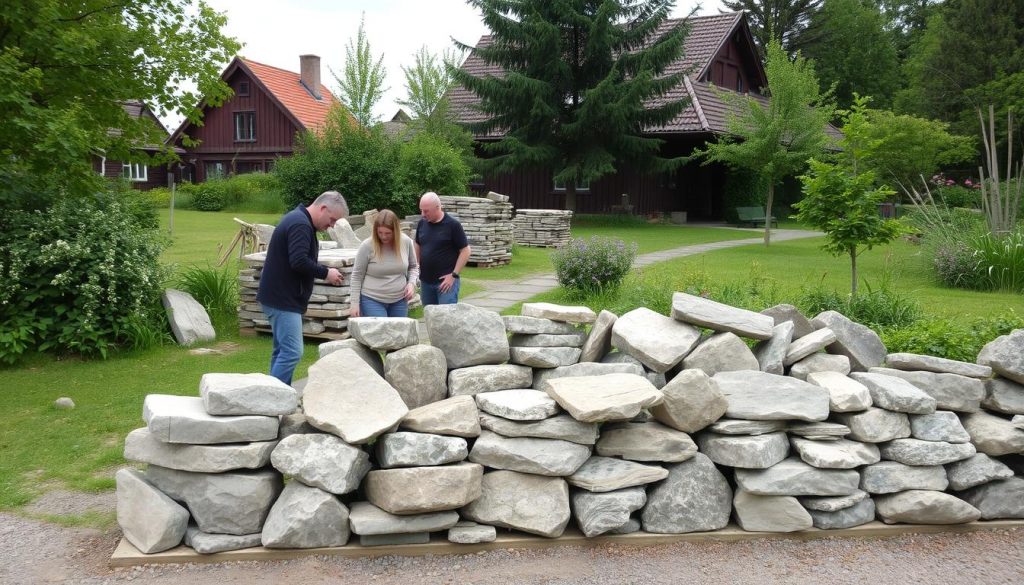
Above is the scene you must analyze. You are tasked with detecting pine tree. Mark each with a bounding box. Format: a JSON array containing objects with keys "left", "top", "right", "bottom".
[
  {"left": 721, "top": 0, "right": 823, "bottom": 54},
  {"left": 452, "top": 0, "right": 691, "bottom": 210}
]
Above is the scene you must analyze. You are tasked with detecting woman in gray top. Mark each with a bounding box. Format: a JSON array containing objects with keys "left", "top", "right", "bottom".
[{"left": 349, "top": 209, "right": 420, "bottom": 317}]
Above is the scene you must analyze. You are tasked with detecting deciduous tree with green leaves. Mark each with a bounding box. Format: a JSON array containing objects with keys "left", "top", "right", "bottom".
[
  {"left": 0, "top": 0, "right": 239, "bottom": 204},
  {"left": 451, "top": 0, "right": 692, "bottom": 211},
  {"left": 398, "top": 46, "right": 474, "bottom": 162},
  {"left": 721, "top": 0, "right": 823, "bottom": 53},
  {"left": 692, "top": 40, "right": 835, "bottom": 245},
  {"left": 332, "top": 14, "right": 387, "bottom": 127}
]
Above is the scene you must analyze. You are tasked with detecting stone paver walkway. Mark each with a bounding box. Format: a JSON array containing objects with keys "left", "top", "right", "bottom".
[{"left": 461, "top": 228, "right": 822, "bottom": 312}]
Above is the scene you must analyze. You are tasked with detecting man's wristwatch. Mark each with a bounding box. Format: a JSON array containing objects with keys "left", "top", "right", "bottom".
[{"left": 452, "top": 272, "right": 460, "bottom": 279}]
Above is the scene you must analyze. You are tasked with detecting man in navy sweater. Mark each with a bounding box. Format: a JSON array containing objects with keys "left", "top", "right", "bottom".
[
  {"left": 415, "top": 192, "right": 470, "bottom": 305},
  {"left": 257, "top": 191, "right": 348, "bottom": 384}
]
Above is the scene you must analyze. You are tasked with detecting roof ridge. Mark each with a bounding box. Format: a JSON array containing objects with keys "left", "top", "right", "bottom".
[{"left": 684, "top": 75, "right": 710, "bottom": 131}]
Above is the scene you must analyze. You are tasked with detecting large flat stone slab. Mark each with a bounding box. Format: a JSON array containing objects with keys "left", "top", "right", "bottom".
[
  {"left": 733, "top": 489, "right": 813, "bottom": 533},
  {"left": 567, "top": 456, "right": 669, "bottom": 492},
  {"left": 681, "top": 332, "right": 760, "bottom": 376},
  {"left": 834, "top": 408, "right": 910, "bottom": 443},
  {"left": 811, "top": 310, "right": 887, "bottom": 371},
  {"left": 753, "top": 321, "right": 794, "bottom": 375},
  {"left": 805, "top": 372, "right": 872, "bottom": 412},
  {"left": 860, "top": 461, "right": 948, "bottom": 494},
  {"left": 270, "top": 433, "right": 370, "bottom": 494},
  {"left": 479, "top": 413, "right": 598, "bottom": 445},
  {"left": 162, "top": 288, "right": 215, "bottom": 346},
  {"left": 595, "top": 422, "right": 697, "bottom": 463},
  {"left": 509, "top": 346, "right": 581, "bottom": 368},
  {"left": 977, "top": 329, "right": 1024, "bottom": 384},
  {"left": 533, "top": 362, "right": 644, "bottom": 392},
  {"left": 983, "top": 377, "right": 1024, "bottom": 415},
  {"left": 424, "top": 303, "right": 510, "bottom": 368},
  {"left": 475, "top": 389, "right": 559, "bottom": 421},
  {"left": 521, "top": 302, "right": 596, "bottom": 324},
  {"left": 712, "top": 370, "right": 829, "bottom": 422},
  {"left": 874, "top": 490, "right": 980, "bottom": 524},
  {"left": 868, "top": 367, "right": 984, "bottom": 413},
  {"left": 611, "top": 307, "right": 701, "bottom": 373},
  {"left": 579, "top": 310, "right": 616, "bottom": 362},
  {"left": 461, "top": 470, "right": 571, "bottom": 538},
  {"left": 145, "top": 466, "right": 281, "bottom": 536},
  {"left": 124, "top": 427, "right": 276, "bottom": 473},
  {"left": 789, "top": 353, "right": 851, "bottom": 381},
  {"left": 302, "top": 348, "right": 408, "bottom": 444},
  {"left": 807, "top": 498, "right": 875, "bottom": 530},
  {"left": 696, "top": 431, "right": 789, "bottom": 469},
  {"left": 945, "top": 453, "right": 1015, "bottom": 491},
  {"left": 848, "top": 372, "right": 936, "bottom": 414},
  {"left": 790, "top": 437, "right": 880, "bottom": 469},
  {"left": 143, "top": 394, "right": 279, "bottom": 444},
  {"left": 649, "top": 369, "right": 727, "bottom": 433},
  {"left": 184, "top": 526, "right": 261, "bottom": 554},
  {"left": 502, "top": 315, "right": 580, "bottom": 335},
  {"left": 960, "top": 411, "right": 1024, "bottom": 456},
  {"left": 347, "top": 501, "right": 459, "bottom": 535},
  {"left": 348, "top": 317, "right": 419, "bottom": 351},
  {"left": 468, "top": 430, "right": 591, "bottom": 476},
  {"left": 957, "top": 477, "right": 1024, "bottom": 520},
  {"left": 447, "top": 364, "right": 533, "bottom": 397},
  {"left": 670, "top": 292, "right": 774, "bottom": 340},
  {"left": 383, "top": 344, "right": 448, "bottom": 409},
  {"left": 783, "top": 328, "right": 837, "bottom": 366},
  {"left": 318, "top": 339, "right": 383, "bottom": 376},
  {"left": 640, "top": 453, "right": 733, "bottom": 534},
  {"left": 116, "top": 469, "right": 188, "bottom": 554},
  {"left": 375, "top": 432, "right": 468, "bottom": 468},
  {"left": 364, "top": 462, "right": 483, "bottom": 514},
  {"left": 509, "top": 332, "right": 586, "bottom": 348},
  {"left": 761, "top": 304, "right": 815, "bottom": 339},
  {"left": 878, "top": 438, "right": 976, "bottom": 466},
  {"left": 910, "top": 411, "right": 971, "bottom": 443},
  {"left": 734, "top": 458, "right": 861, "bottom": 497},
  {"left": 543, "top": 373, "right": 663, "bottom": 423},
  {"left": 199, "top": 373, "right": 298, "bottom": 416},
  {"left": 885, "top": 353, "right": 992, "bottom": 378},
  {"left": 400, "top": 395, "right": 481, "bottom": 438}
]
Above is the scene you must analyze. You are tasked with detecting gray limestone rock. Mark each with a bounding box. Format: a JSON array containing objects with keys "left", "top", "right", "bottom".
[
  {"left": 960, "top": 411, "right": 1024, "bottom": 456},
  {"left": 1015, "top": 415, "right": 1024, "bottom": 429},
  {"left": 681, "top": 332, "right": 760, "bottom": 376},
  {"left": 885, "top": 353, "right": 992, "bottom": 378},
  {"left": 509, "top": 332, "right": 586, "bottom": 348},
  {"left": 945, "top": 453, "right": 1015, "bottom": 490},
  {"left": 805, "top": 371, "right": 872, "bottom": 412},
  {"left": 595, "top": 421, "right": 697, "bottom": 463},
  {"left": 318, "top": 339, "right": 383, "bottom": 376},
  {"left": 425, "top": 303, "right": 510, "bottom": 368},
  {"left": 469, "top": 430, "right": 591, "bottom": 476},
  {"left": 649, "top": 369, "right": 728, "bottom": 433},
  {"left": 143, "top": 394, "right": 278, "bottom": 444},
  {"left": 383, "top": 344, "right": 448, "bottom": 410},
  {"left": 878, "top": 438, "right": 976, "bottom": 466},
  {"left": 374, "top": 432, "right": 468, "bottom": 468},
  {"left": 849, "top": 372, "right": 937, "bottom": 414},
  {"left": 401, "top": 395, "right": 481, "bottom": 438},
  {"left": 860, "top": 461, "right": 949, "bottom": 494},
  {"left": 145, "top": 466, "right": 281, "bottom": 535},
  {"left": 475, "top": 389, "right": 559, "bottom": 421},
  {"left": 567, "top": 456, "right": 668, "bottom": 492},
  {"left": 874, "top": 490, "right": 981, "bottom": 524},
  {"left": 116, "top": 469, "right": 188, "bottom": 554},
  {"left": 983, "top": 377, "right": 1024, "bottom": 415},
  {"left": 579, "top": 310, "right": 617, "bottom": 362},
  {"left": 641, "top": 453, "right": 732, "bottom": 534},
  {"left": 799, "top": 490, "right": 869, "bottom": 512},
  {"left": 786, "top": 421, "right": 851, "bottom": 439},
  {"left": 200, "top": 373, "right": 298, "bottom": 416},
  {"left": 348, "top": 317, "right": 419, "bottom": 351},
  {"left": 572, "top": 487, "right": 647, "bottom": 537},
  {"left": 162, "top": 288, "right": 215, "bottom": 346},
  {"left": 184, "top": 526, "right": 261, "bottom": 554},
  {"left": 696, "top": 431, "right": 789, "bottom": 469},
  {"left": 783, "top": 327, "right": 837, "bottom": 366},
  {"left": 327, "top": 217, "right": 361, "bottom": 248},
  {"left": 976, "top": 329, "right": 1024, "bottom": 384},
  {"left": 834, "top": 408, "right": 911, "bottom": 443},
  {"left": 867, "top": 367, "right": 984, "bottom": 413},
  {"left": 753, "top": 321, "right": 794, "bottom": 375},
  {"left": 712, "top": 370, "right": 830, "bottom": 422},
  {"left": 502, "top": 315, "right": 579, "bottom": 335},
  {"left": 761, "top": 304, "right": 815, "bottom": 339},
  {"left": 790, "top": 437, "right": 880, "bottom": 469},
  {"left": 610, "top": 518, "right": 641, "bottom": 534},
  {"left": 271, "top": 433, "right": 371, "bottom": 494},
  {"left": 124, "top": 427, "right": 276, "bottom": 473},
  {"left": 734, "top": 458, "right": 861, "bottom": 496},
  {"left": 302, "top": 348, "right": 408, "bottom": 444},
  {"left": 611, "top": 307, "right": 701, "bottom": 373},
  {"left": 543, "top": 373, "right": 663, "bottom": 423},
  {"left": 461, "top": 470, "right": 571, "bottom": 538},
  {"left": 260, "top": 481, "right": 350, "bottom": 548},
  {"left": 733, "top": 489, "right": 813, "bottom": 532},
  {"left": 706, "top": 419, "right": 787, "bottom": 435},
  {"left": 362, "top": 533, "right": 431, "bottom": 547},
  {"left": 910, "top": 411, "right": 971, "bottom": 443},
  {"left": 521, "top": 302, "right": 597, "bottom": 324},
  {"left": 365, "top": 462, "right": 484, "bottom": 514},
  {"left": 532, "top": 362, "right": 644, "bottom": 392},
  {"left": 789, "top": 353, "right": 852, "bottom": 382},
  {"left": 670, "top": 292, "right": 774, "bottom": 340},
  {"left": 448, "top": 521, "right": 497, "bottom": 543},
  {"left": 479, "top": 413, "right": 598, "bottom": 445},
  {"left": 448, "top": 364, "right": 534, "bottom": 397},
  {"left": 807, "top": 498, "right": 876, "bottom": 530},
  {"left": 811, "top": 310, "right": 887, "bottom": 372},
  {"left": 957, "top": 477, "right": 1024, "bottom": 519},
  {"left": 347, "top": 501, "right": 459, "bottom": 535},
  {"left": 509, "top": 346, "right": 581, "bottom": 368}
]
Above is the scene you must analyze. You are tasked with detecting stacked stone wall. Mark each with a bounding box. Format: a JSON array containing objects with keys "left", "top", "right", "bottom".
[
  {"left": 513, "top": 209, "right": 573, "bottom": 248},
  {"left": 121, "top": 297, "right": 1024, "bottom": 556},
  {"left": 439, "top": 195, "right": 513, "bottom": 267}
]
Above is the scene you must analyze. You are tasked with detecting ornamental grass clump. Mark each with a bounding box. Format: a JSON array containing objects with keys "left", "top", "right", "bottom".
[{"left": 551, "top": 236, "right": 637, "bottom": 294}]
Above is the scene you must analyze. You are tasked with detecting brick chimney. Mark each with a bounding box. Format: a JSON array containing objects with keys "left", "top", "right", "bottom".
[{"left": 299, "top": 54, "right": 322, "bottom": 100}]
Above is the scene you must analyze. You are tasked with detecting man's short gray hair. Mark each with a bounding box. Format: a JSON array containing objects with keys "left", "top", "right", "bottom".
[
  {"left": 420, "top": 191, "right": 441, "bottom": 207},
  {"left": 313, "top": 191, "right": 349, "bottom": 216}
]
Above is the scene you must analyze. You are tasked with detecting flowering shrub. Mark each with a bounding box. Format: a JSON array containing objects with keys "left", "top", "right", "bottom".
[
  {"left": 0, "top": 193, "right": 168, "bottom": 363},
  {"left": 933, "top": 241, "right": 982, "bottom": 288},
  {"left": 551, "top": 236, "right": 637, "bottom": 293}
]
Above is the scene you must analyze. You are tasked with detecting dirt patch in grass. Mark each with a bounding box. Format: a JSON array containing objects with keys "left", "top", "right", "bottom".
[{"left": 24, "top": 489, "right": 116, "bottom": 517}]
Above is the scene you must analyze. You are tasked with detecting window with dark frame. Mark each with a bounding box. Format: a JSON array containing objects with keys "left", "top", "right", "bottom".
[
  {"left": 238, "top": 81, "right": 250, "bottom": 96},
  {"left": 234, "top": 111, "right": 256, "bottom": 142}
]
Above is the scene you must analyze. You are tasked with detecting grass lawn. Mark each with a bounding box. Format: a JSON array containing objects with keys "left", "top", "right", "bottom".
[{"left": 159, "top": 209, "right": 283, "bottom": 269}]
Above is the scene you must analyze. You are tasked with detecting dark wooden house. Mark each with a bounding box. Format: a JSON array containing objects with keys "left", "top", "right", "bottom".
[
  {"left": 92, "top": 101, "right": 180, "bottom": 191},
  {"left": 170, "top": 55, "right": 340, "bottom": 183},
  {"left": 449, "top": 11, "right": 773, "bottom": 219}
]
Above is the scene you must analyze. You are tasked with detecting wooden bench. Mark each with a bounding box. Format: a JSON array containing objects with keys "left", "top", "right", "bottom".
[{"left": 736, "top": 206, "right": 778, "bottom": 228}]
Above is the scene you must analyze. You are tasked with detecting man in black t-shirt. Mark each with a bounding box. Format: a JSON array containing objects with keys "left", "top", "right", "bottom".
[{"left": 414, "top": 192, "right": 471, "bottom": 305}]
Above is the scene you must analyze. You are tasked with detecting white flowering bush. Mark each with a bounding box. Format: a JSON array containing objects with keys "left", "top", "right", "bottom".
[
  {"left": 0, "top": 193, "right": 167, "bottom": 363},
  {"left": 551, "top": 236, "right": 637, "bottom": 294}
]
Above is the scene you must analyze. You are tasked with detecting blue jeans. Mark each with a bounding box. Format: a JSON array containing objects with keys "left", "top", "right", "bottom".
[
  {"left": 359, "top": 294, "right": 409, "bottom": 317},
  {"left": 262, "top": 304, "right": 303, "bottom": 385},
  {"left": 420, "top": 278, "right": 460, "bottom": 305}
]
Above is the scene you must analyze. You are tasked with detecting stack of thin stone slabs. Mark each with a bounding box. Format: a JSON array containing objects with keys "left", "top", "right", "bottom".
[
  {"left": 440, "top": 194, "right": 513, "bottom": 267},
  {"left": 513, "top": 209, "right": 573, "bottom": 248}
]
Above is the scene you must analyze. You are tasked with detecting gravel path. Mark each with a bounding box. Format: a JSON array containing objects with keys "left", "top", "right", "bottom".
[{"left": 3, "top": 511, "right": 1021, "bottom": 585}]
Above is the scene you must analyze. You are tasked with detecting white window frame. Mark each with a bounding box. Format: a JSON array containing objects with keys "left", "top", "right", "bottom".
[
  {"left": 234, "top": 111, "right": 256, "bottom": 142},
  {"left": 553, "top": 177, "right": 590, "bottom": 192},
  {"left": 122, "top": 161, "right": 147, "bottom": 182}
]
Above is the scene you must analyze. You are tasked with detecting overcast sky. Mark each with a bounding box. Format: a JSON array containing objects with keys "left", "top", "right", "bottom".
[{"left": 179, "top": 0, "right": 727, "bottom": 127}]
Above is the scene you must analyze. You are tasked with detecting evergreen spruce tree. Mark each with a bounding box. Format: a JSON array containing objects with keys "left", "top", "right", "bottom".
[{"left": 452, "top": 0, "right": 691, "bottom": 210}]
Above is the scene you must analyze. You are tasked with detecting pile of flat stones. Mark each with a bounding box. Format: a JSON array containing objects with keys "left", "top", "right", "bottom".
[
  {"left": 439, "top": 194, "right": 513, "bottom": 267},
  {"left": 117, "top": 295, "right": 1024, "bottom": 556},
  {"left": 512, "top": 209, "right": 574, "bottom": 248}
]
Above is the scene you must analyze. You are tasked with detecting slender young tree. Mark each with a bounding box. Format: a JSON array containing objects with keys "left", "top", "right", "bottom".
[
  {"left": 452, "top": 0, "right": 692, "bottom": 211},
  {"left": 721, "top": 0, "right": 823, "bottom": 54},
  {"left": 398, "top": 46, "right": 474, "bottom": 159},
  {"left": 332, "top": 14, "right": 388, "bottom": 127},
  {"left": 692, "top": 41, "right": 835, "bottom": 246}
]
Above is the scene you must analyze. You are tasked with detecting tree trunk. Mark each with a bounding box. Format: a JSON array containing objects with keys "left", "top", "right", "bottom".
[
  {"left": 850, "top": 245, "right": 858, "bottom": 299},
  {"left": 565, "top": 183, "right": 577, "bottom": 212},
  {"left": 763, "top": 182, "right": 774, "bottom": 246}
]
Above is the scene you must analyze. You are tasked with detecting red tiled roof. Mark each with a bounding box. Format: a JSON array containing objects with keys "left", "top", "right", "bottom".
[{"left": 241, "top": 58, "right": 339, "bottom": 131}]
